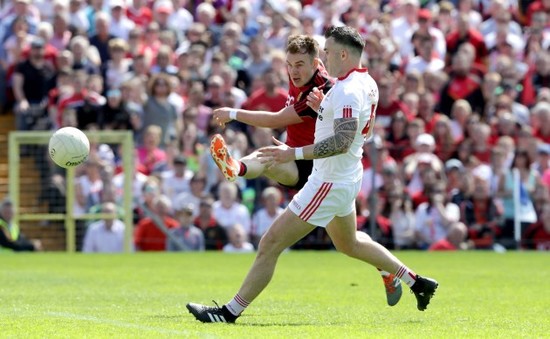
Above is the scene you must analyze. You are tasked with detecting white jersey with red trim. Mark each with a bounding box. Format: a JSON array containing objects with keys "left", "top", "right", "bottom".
[{"left": 312, "top": 68, "right": 378, "bottom": 184}]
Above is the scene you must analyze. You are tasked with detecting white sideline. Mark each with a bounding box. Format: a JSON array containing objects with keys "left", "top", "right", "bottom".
[{"left": 46, "top": 312, "right": 214, "bottom": 337}]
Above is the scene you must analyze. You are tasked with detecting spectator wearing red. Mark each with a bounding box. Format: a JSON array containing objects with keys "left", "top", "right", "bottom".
[
  {"left": 417, "top": 91, "right": 442, "bottom": 134},
  {"left": 522, "top": 204, "right": 550, "bottom": 250},
  {"left": 438, "top": 51, "right": 484, "bottom": 117},
  {"left": 141, "top": 22, "right": 162, "bottom": 58},
  {"left": 459, "top": 176, "right": 502, "bottom": 249},
  {"left": 445, "top": 13, "right": 488, "bottom": 67},
  {"left": 402, "top": 118, "right": 425, "bottom": 158},
  {"left": 469, "top": 122, "right": 492, "bottom": 164},
  {"left": 525, "top": 0, "right": 550, "bottom": 27},
  {"left": 242, "top": 68, "right": 287, "bottom": 113},
  {"left": 136, "top": 125, "right": 168, "bottom": 175},
  {"left": 377, "top": 75, "right": 411, "bottom": 129},
  {"left": 429, "top": 222, "right": 468, "bottom": 251},
  {"left": 126, "top": 0, "right": 153, "bottom": 28},
  {"left": 386, "top": 111, "right": 411, "bottom": 161},
  {"left": 193, "top": 197, "right": 228, "bottom": 251},
  {"left": 492, "top": 112, "right": 519, "bottom": 145},
  {"left": 433, "top": 115, "right": 457, "bottom": 162},
  {"left": 134, "top": 195, "right": 178, "bottom": 251}
]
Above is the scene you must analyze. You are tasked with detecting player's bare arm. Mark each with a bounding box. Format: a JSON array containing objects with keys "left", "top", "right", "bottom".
[
  {"left": 213, "top": 106, "right": 303, "bottom": 129},
  {"left": 313, "top": 117, "right": 358, "bottom": 158},
  {"left": 257, "top": 117, "right": 358, "bottom": 167}
]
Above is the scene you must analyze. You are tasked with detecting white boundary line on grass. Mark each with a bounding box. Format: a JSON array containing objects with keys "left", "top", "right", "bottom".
[{"left": 46, "top": 312, "right": 215, "bottom": 337}]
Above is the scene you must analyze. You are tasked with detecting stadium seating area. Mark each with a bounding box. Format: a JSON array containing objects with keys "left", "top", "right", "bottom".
[{"left": 1, "top": 0, "right": 549, "bottom": 252}]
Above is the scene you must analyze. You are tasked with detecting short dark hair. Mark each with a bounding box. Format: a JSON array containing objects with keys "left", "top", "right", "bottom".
[
  {"left": 324, "top": 26, "right": 365, "bottom": 56},
  {"left": 286, "top": 34, "right": 319, "bottom": 59}
]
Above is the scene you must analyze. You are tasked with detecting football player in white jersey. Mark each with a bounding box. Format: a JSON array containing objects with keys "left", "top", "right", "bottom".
[{"left": 186, "top": 26, "right": 438, "bottom": 324}]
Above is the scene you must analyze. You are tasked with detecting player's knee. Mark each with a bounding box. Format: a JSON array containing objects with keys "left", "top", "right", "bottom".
[
  {"left": 333, "top": 240, "right": 357, "bottom": 257},
  {"left": 256, "top": 232, "right": 285, "bottom": 258}
]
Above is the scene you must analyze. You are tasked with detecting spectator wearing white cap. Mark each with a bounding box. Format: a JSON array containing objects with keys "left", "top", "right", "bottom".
[
  {"left": 404, "top": 133, "right": 444, "bottom": 195},
  {"left": 391, "top": 0, "right": 419, "bottom": 59},
  {"left": 109, "top": 0, "right": 135, "bottom": 40}
]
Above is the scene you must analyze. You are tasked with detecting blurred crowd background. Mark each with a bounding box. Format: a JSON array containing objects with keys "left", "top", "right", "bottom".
[{"left": 1, "top": 0, "right": 549, "bottom": 252}]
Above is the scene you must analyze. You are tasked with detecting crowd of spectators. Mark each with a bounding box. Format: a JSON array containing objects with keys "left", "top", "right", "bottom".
[{"left": 1, "top": 0, "right": 549, "bottom": 252}]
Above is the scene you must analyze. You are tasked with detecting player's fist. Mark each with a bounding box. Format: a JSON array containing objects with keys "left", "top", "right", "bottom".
[
  {"left": 306, "top": 87, "right": 324, "bottom": 112},
  {"left": 212, "top": 107, "right": 234, "bottom": 127}
]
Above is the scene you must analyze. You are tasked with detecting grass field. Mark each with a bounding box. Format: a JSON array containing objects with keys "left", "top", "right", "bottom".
[{"left": 1, "top": 251, "right": 549, "bottom": 338}]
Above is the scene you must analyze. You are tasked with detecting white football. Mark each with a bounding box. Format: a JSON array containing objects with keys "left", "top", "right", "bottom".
[{"left": 48, "top": 127, "right": 90, "bottom": 168}]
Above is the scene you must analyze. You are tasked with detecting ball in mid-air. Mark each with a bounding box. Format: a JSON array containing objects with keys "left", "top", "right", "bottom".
[{"left": 48, "top": 127, "right": 90, "bottom": 168}]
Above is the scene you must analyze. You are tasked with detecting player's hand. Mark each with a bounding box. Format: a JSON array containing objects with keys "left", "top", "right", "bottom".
[
  {"left": 257, "top": 137, "right": 294, "bottom": 168},
  {"left": 212, "top": 107, "right": 234, "bottom": 127},
  {"left": 306, "top": 87, "right": 324, "bottom": 112},
  {"left": 17, "top": 99, "right": 29, "bottom": 113}
]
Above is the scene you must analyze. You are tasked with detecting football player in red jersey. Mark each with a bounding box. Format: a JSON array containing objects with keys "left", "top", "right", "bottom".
[{"left": 211, "top": 34, "right": 331, "bottom": 190}]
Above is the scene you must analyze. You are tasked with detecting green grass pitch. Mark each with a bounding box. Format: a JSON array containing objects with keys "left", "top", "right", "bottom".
[{"left": 1, "top": 251, "right": 548, "bottom": 338}]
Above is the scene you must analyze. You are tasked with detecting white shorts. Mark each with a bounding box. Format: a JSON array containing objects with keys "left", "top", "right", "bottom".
[{"left": 288, "top": 175, "right": 361, "bottom": 227}]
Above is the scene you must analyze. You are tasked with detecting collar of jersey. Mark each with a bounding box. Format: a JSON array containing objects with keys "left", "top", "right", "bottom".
[{"left": 337, "top": 67, "right": 368, "bottom": 81}]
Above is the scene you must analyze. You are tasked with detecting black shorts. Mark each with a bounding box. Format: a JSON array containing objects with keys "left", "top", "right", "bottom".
[{"left": 279, "top": 159, "right": 313, "bottom": 190}]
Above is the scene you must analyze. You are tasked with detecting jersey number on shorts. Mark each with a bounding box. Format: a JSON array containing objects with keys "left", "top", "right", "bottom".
[{"left": 361, "top": 104, "right": 377, "bottom": 136}]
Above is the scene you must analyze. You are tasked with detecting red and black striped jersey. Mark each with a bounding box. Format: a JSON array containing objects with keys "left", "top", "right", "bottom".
[{"left": 284, "top": 66, "right": 333, "bottom": 147}]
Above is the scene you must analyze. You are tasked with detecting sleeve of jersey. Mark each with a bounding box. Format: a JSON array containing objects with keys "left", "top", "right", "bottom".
[
  {"left": 292, "top": 79, "right": 333, "bottom": 119},
  {"left": 331, "top": 87, "right": 363, "bottom": 121}
]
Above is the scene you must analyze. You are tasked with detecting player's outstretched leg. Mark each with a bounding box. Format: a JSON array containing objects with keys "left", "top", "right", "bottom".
[
  {"left": 327, "top": 214, "right": 438, "bottom": 311},
  {"left": 210, "top": 134, "right": 240, "bottom": 182},
  {"left": 186, "top": 301, "right": 238, "bottom": 323}
]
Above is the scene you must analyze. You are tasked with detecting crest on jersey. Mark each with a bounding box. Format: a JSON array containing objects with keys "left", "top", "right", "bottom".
[{"left": 342, "top": 105, "right": 353, "bottom": 118}]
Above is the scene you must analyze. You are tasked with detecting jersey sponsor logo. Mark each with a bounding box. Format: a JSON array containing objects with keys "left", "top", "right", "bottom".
[{"left": 285, "top": 95, "right": 295, "bottom": 107}]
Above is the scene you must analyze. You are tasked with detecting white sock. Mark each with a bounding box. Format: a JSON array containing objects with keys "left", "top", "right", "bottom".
[
  {"left": 225, "top": 294, "right": 250, "bottom": 316},
  {"left": 378, "top": 268, "right": 391, "bottom": 277},
  {"left": 395, "top": 265, "right": 417, "bottom": 288}
]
